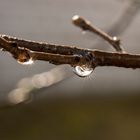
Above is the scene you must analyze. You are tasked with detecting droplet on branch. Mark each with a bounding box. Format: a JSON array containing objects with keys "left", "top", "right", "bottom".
[{"left": 73, "top": 65, "right": 93, "bottom": 77}]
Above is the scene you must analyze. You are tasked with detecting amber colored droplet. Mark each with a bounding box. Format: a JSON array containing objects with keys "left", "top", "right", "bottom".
[{"left": 17, "top": 53, "right": 34, "bottom": 65}]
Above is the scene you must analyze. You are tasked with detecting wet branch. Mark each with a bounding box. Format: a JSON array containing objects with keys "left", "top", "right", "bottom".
[{"left": 0, "top": 35, "right": 140, "bottom": 69}]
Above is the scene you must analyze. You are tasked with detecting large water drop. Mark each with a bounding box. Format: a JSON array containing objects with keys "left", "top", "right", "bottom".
[{"left": 73, "top": 65, "right": 93, "bottom": 77}]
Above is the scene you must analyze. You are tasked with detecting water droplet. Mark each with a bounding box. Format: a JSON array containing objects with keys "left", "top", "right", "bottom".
[
  {"left": 14, "top": 51, "right": 34, "bottom": 65},
  {"left": 19, "top": 58, "right": 34, "bottom": 65},
  {"left": 17, "top": 57, "right": 34, "bottom": 65},
  {"left": 73, "top": 65, "right": 93, "bottom": 77}
]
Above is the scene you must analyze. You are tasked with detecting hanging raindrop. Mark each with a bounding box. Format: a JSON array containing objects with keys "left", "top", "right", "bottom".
[
  {"left": 73, "top": 65, "right": 93, "bottom": 77},
  {"left": 18, "top": 58, "right": 34, "bottom": 65},
  {"left": 15, "top": 52, "right": 34, "bottom": 65},
  {"left": 73, "top": 52, "right": 95, "bottom": 77}
]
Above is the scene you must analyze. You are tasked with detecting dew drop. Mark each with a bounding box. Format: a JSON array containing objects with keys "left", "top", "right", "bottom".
[
  {"left": 22, "top": 59, "right": 34, "bottom": 65},
  {"left": 73, "top": 65, "right": 93, "bottom": 77},
  {"left": 17, "top": 58, "right": 34, "bottom": 65}
]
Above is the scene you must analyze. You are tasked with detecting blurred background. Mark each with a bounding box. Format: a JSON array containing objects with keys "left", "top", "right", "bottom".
[{"left": 0, "top": 0, "right": 140, "bottom": 139}]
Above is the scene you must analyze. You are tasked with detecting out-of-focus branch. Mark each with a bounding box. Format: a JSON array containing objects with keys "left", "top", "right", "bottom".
[
  {"left": 108, "top": 0, "right": 140, "bottom": 36},
  {"left": 8, "top": 66, "right": 72, "bottom": 104}
]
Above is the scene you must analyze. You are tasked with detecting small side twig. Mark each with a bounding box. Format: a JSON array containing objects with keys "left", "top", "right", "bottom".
[{"left": 72, "top": 15, "right": 123, "bottom": 52}]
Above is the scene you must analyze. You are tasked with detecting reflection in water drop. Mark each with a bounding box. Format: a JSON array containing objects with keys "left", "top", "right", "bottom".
[{"left": 73, "top": 65, "right": 93, "bottom": 77}]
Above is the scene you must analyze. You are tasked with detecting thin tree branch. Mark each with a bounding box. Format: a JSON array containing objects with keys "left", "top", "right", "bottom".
[
  {"left": 1, "top": 35, "right": 140, "bottom": 69},
  {"left": 93, "top": 50, "right": 140, "bottom": 69},
  {"left": 72, "top": 15, "right": 123, "bottom": 52},
  {"left": 0, "top": 36, "right": 82, "bottom": 66},
  {"left": 1, "top": 34, "right": 83, "bottom": 55}
]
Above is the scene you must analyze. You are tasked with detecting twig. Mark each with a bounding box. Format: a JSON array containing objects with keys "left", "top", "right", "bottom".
[
  {"left": 1, "top": 35, "right": 140, "bottom": 69},
  {"left": 72, "top": 15, "right": 123, "bottom": 52}
]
